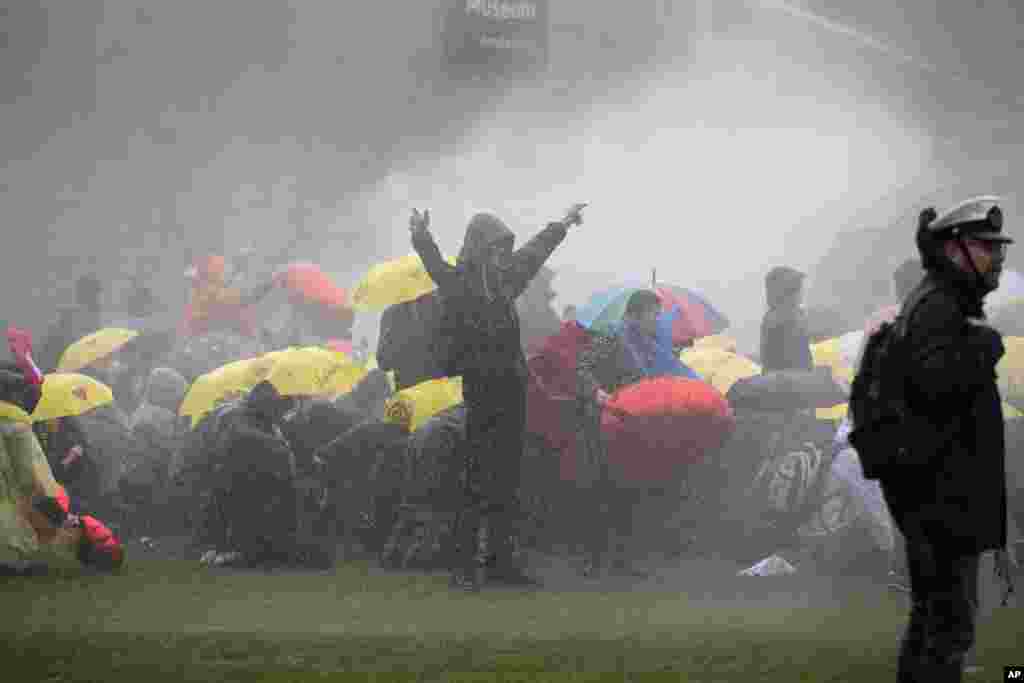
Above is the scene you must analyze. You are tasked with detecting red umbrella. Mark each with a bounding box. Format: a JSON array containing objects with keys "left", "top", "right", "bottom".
[
  {"left": 600, "top": 376, "right": 735, "bottom": 486},
  {"left": 281, "top": 262, "right": 350, "bottom": 313}
]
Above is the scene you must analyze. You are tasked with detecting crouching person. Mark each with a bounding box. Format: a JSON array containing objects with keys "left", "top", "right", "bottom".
[
  {"left": 2, "top": 419, "right": 124, "bottom": 575},
  {"left": 204, "top": 381, "right": 330, "bottom": 569}
]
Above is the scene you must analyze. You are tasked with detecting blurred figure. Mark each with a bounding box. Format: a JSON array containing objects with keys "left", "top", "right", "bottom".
[
  {"left": 575, "top": 290, "right": 696, "bottom": 576},
  {"left": 38, "top": 275, "right": 104, "bottom": 373},
  {"left": 562, "top": 304, "right": 578, "bottom": 322},
  {"left": 206, "top": 381, "right": 328, "bottom": 568},
  {"left": 122, "top": 273, "right": 157, "bottom": 319},
  {"left": 180, "top": 255, "right": 280, "bottom": 339},
  {"left": 759, "top": 266, "right": 813, "bottom": 372},
  {"left": 410, "top": 203, "right": 586, "bottom": 590},
  {"left": 123, "top": 367, "right": 189, "bottom": 534},
  {"left": 516, "top": 265, "right": 562, "bottom": 354}
]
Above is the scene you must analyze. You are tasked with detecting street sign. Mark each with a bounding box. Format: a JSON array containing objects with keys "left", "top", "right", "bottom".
[{"left": 442, "top": 0, "right": 549, "bottom": 78}]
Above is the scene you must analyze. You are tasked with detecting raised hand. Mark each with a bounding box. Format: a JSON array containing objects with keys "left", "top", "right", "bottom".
[
  {"left": 562, "top": 203, "right": 588, "bottom": 228},
  {"left": 409, "top": 208, "right": 431, "bottom": 238}
]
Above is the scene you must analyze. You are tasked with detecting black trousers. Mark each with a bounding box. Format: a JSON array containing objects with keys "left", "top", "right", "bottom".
[
  {"left": 452, "top": 371, "right": 527, "bottom": 575},
  {"left": 884, "top": 500, "right": 980, "bottom": 683}
]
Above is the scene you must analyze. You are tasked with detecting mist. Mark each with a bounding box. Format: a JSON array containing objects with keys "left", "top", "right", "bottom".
[
  {"left": 4, "top": 1, "right": 1016, "bottom": 352},
  {"left": 349, "top": 20, "right": 937, "bottom": 352}
]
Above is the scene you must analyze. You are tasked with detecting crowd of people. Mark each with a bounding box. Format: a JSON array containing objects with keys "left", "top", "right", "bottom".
[{"left": 0, "top": 196, "right": 1020, "bottom": 682}]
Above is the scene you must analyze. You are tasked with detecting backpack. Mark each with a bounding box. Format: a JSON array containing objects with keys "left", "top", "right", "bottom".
[
  {"left": 848, "top": 282, "right": 937, "bottom": 480},
  {"left": 377, "top": 291, "right": 452, "bottom": 390}
]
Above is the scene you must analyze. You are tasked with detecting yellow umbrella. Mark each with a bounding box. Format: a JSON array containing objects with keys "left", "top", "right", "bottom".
[
  {"left": 30, "top": 373, "right": 114, "bottom": 422},
  {"left": 0, "top": 401, "right": 32, "bottom": 424},
  {"left": 350, "top": 253, "right": 456, "bottom": 312},
  {"left": 680, "top": 347, "right": 761, "bottom": 395},
  {"left": 179, "top": 353, "right": 280, "bottom": 425},
  {"left": 692, "top": 334, "right": 738, "bottom": 353},
  {"left": 383, "top": 376, "right": 463, "bottom": 432},
  {"left": 997, "top": 336, "right": 1024, "bottom": 409},
  {"left": 816, "top": 403, "right": 848, "bottom": 421},
  {"left": 267, "top": 347, "right": 367, "bottom": 398},
  {"left": 57, "top": 328, "right": 139, "bottom": 373}
]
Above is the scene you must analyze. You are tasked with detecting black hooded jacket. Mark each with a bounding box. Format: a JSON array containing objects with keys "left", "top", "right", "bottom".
[
  {"left": 412, "top": 214, "right": 568, "bottom": 380},
  {"left": 882, "top": 237, "right": 1008, "bottom": 555}
]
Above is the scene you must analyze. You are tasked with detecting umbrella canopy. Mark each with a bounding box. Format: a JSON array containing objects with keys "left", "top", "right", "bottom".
[
  {"left": 30, "top": 373, "right": 114, "bottom": 422},
  {"left": 179, "top": 353, "right": 280, "bottom": 425},
  {"left": 280, "top": 262, "right": 351, "bottom": 314},
  {"left": 105, "top": 312, "right": 181, "bottom": 366},
  {"left": 599, "top": 376, "right": 735, "bottom": 485},
  {"left": 679, "top": 347, "right": 761, "bottom": 395},
  {"left": 56, "top": 328, "right": 139, "bottom": 373},
  {"left": 383, "top": 376, "right": 463, "bottom": 432},
  {"left": 179, "top": 347, "right": 368, "bottom": 425},
  {"left": 265, "top": 346, "right": 367, "bottom": 399},
  {"left": 693, "top": 334, "right": 738, "bottom": 353},
  {"left": 350, "top": 253, "right": 456, "bottom": 312},
  {"left": 576, "top": 283, "right": 729, "bottom": 345}
]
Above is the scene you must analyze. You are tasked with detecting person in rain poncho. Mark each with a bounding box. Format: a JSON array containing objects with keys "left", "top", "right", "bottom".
[
  {"left": 409, "top": 204, "right": 586, "bottom": 590},
  {"left": 575, "top": 289, "right": 698, "bottom": 576},
  {"left": 759, "top": 266, "right": 813, "bottom": 372},
  {"left": 180, "top": 255, "right": 280, "bottom": 338}
]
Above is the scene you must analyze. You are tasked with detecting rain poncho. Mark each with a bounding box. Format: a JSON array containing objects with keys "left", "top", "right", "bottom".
[
  {"left": 412, "top": 213, "right": 570, "bottom": 578},
  {"left": 181, "top": 255, "right": 273, "bottom": 338},
  {"left": 0, "top": 420, "right": 79, "bottom": 566},
  {"left": 828, "top": 416, "right": 896, "bottom": 552},
  {"left": 618, "top": 309, "right": 699, "bottom": 380}
]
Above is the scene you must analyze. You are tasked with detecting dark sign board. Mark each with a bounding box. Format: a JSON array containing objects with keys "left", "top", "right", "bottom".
[{"left": 442, "top": 0, "right": 549, "bottom": 77}]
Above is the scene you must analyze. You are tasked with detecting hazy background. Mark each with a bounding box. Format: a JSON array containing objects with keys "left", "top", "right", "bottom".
[{"left": 3, "top": 1, "right": 1022, "bottom": 353}]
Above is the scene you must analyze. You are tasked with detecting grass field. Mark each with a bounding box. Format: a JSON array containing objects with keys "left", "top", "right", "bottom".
[{"left": 3, "top": 551, "right": 1022, "bottom": 682}]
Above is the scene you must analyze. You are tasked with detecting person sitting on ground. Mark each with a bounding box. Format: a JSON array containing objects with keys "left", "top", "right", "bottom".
[
  {"left": 575, "top": 289, "right": 697, "bottom": 576},
  {"left": 122, "top": 367, "right": 189, "bottom": 534},
  {"left": 205, "top": 381, "right": 329, "bottom": 569}
]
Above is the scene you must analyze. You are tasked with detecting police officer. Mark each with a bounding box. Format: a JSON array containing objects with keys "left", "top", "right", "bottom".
[{"left": 883, "top": 196, "right": 1015, "bottom": 682}]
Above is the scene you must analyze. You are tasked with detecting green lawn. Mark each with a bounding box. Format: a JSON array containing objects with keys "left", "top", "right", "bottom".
[{"left": 2, "top": 557, "right": 1021, "bottom": 682}]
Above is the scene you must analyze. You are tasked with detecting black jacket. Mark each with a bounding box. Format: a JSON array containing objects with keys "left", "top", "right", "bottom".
[
  {"left": 412, "top": 215, "right": 568, "bottom": 380},
  {"left": 883, "top": 265, "right": 1008, "bottom": 555},
  {"left": 759, "top": 304, "right": 813, "bottom": 373}
]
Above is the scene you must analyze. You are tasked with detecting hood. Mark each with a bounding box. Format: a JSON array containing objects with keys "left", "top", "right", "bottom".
[
  {"left": 142, "top": 367, "right": 188, "bottom": 413},
  {"left": 457, "top": 213, "right": 515, "bottom": 267},
  {"left": 765, "top": 266, "right": 805, "bottom": 308}
]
